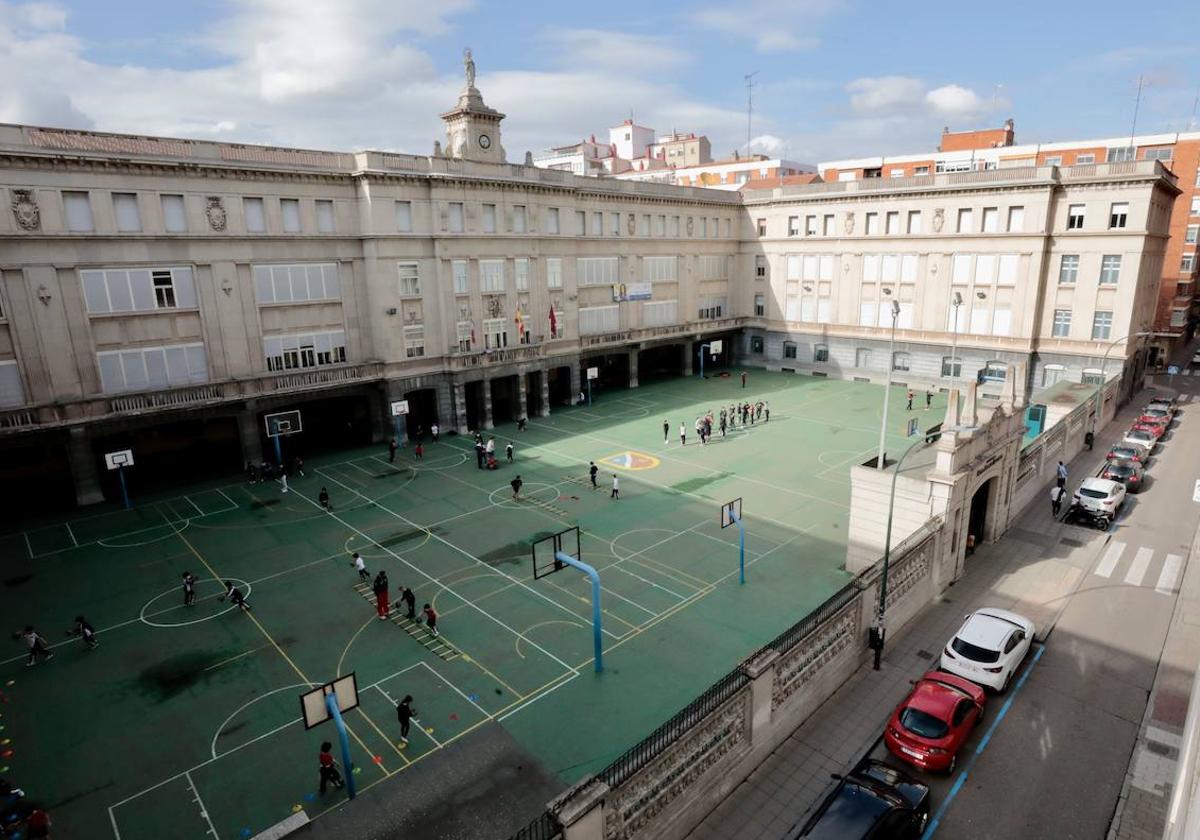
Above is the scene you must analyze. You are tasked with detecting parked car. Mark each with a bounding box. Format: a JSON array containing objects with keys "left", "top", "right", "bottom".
[
  {"left": 1122, "top": 428, "right": 1159, "bottom": 451},
  {"left": 1073, "top": 475, "right": 1127, "bottom": 519},
  {"left": 785, "top": 759, "right": 930, "bottom": 840},
  {"left": 884, "top": 670, "right": 986, "bottom": 774},
  {"left": 1106, "top": 443, "right": 1150, "bottom": 465},
  {"left": 1146, "top": 395, "right": 1177, "bottom": 415},
  {"left": 1192, "top": 349, "right": 1200, "bottom": 366},
  {"left": 1101, "top": 458, "right": 1144, "bottom": 492},
  {"left": 1138, "top": 406, "right": 1173, "bottom": 427},
  {"left": 939, "top": 608, "right": 1036, "bottom": 692}
]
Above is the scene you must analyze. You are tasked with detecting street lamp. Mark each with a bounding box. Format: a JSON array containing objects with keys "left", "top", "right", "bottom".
[
  {"left": 949, "top": 291, "right": 964, "bottom": 397},
  {"left": 875, "top": 297, "right": 902, "bottom": 470},
  {"left": 1091, "top": 330, "right": 1154, "bottom": 438}
]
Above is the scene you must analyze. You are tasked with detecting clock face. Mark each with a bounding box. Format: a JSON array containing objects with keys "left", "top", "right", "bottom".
[{"left": 478, "top": 134, "right": 491, "bottom": 150}]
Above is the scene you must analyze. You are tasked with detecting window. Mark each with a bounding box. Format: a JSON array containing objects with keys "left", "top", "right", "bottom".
[
  {"left": 1058, "top": 254, "right": 1079, "bottom": 284},
  {"left": 981, "top": 207, "right": 998, "bottom": 233},
  {"left": 456, "top": 320, "right": 473, "bottom": 351},
  {"left": 611, "top": 212, "right": 622, "bottom": 236},
  {"left": 1109, "top": 202, "right": 1128, "bottom": 229},
  {"left": 82, "top": 266, "right": 197, "bottom": 313},
  {"left": 112, "top": 193, "right": 141, "bottom": 232},
  {"left": 1052, "top": 309, "right": 1072, "bottom": 337},
  {"left": 788, "top": 216, "right": 800, "bottom": 236},
  {"left": 1171, "top": 309, "right": 1187, "bottom": 327},
  {"left": 1106, "top": 147, "right": 1135, "bottom": 163},
  {"left": 452, "top": 260, "right": 468, "bottom": 294},
  {"left": 699, "top": 256, "right": 728, "bottom": 280},
  {"left": 865, "top": 213, "right": 879, "bottom": 235},
  {"left": 1075, "top": 153, "right": 1095, "bottom": 165},
  {"left": 578, "top": 305, "right": 619, "bottom": 335},
  {"left": 547, "top": 207, "right": 560, "bottom": 234},
  {"left": 315, "top": 200, "right": 334, "bottom": 233},
  {"left": 806, "top": 215, "right": 818, "bottom": 236},
  {"left": 479, "top": 260, "right": 505, "bottom": 292},
  {"left": 697, "top": 296, "right": 726, "bottom": 319},
  {"left": 856, "top": 348, "right": 872, "bottom": 368},
  {"left": 642, "top": 299, "right": 677, "bottom": 327},
  {"left": 783, "top": 342, "right": 797, "bottom": 359},
  {"left": 1042, "top": 364, "right": 1065, "bottom": 386},
  {"left": 757, "top": 218, "right": 766, "bottom": 236},
  {"left": 957, "top": 208, "right": 973, "bottom": 233},
  {"left": 243, "top": 197, "right": 266, "bottom": 232},
  {"left": 890, "top": 169, "right": 905, "bottom": 178},
  {"left": 396, "top": 201, "right": 413, "bottom": 232},
  {"left": 252, "top": 263, "right": 339, "bottom": 304},
  {"left": 941, "top": 356, "right": 961, "bottom": 377},
  {"left": 1099, "top": 255, "right": 1122, "bottom": 284},
  {"left": 161, "top": 195, "right": 187, "bottom": 232},
  {"left": 983, "top": 362, "right": 1007, "bottom": 381},
  {"left": 1067, "top": 204, "right": 1085, "bottom": 230},
  {"left": 697, "top": 217, "right": 706, "bottom": 238},
  {"left": 574, "top": 210, "right": 586, "bottom": 235},
  {"left": 546, "top": 258, "right": 563, "bottom": 289},
  {"left": 1044, "top": 155, "right": 1062, "bottom": 166},
  {"left": 1183, "top": 254, "right": 1196, "bottom": 273},
  {"left": 644, "top": 256, "right": 677, "bottom": 283},
  {"left": 823, "top": 214, "right": 835, "bottom": 236},
  {"left": 750, "top": 336, "right": 764, "bottom": 354},
  {"left": 482, "top": 203, "right": 496, "bottom": 233},
  {"left": 722, "top": 218, "right": 731, "bottom": 238},
  {"left": 997, "top": 254, "right": 1018, "bottom": 285},
  {"left": 1007, "top": 206, "right": 1024, "bottom": 232},
  {"left": 1186, "top": 224, "right": 1198, "bottom": 244},
  {"left": 905, "top": 210, "right": 921, "bottom": 234},
  {"left": 1082, "top": 369, "right": 1105, "bottom": 386},
  {"left": 892, "top": 352, "right": 911, "bottom": 372},
  {"left": 885, "top": 211, "right": 899, "bottom": 234},
  {"left": 397, "top": 262, "right": 420, "bottom": 296},
  {"left": 594, "top": 212, "right": 604, "bottom": 236},
  {"left": 262, "top": 330, "right": 346, "bottom": 372},
  {"left": 1145, "top": 148, "right": 1173, "bottom": 161},
  {"left": 514, "top": 258, "right": 529, "bottom": 292},
  {"left": 483, "top": 317, "right": 507, "bottom": 349},
  {"left": 63, "top": 191, "right": 93, "bottom": 231},
  {"left": 1178, "top": 282, "right": 1192, "bottom": 297},
  {"left": 0, "top": 361, "right": 23, "bottom": 408},
  {"left": 97, "top": 343, "right": 209, "bottom": 393},
  {"left": 814, "top": 344, "right": 829, "bottom": 362},
  {"left": 1091, "top": 311, "right": 1113, "bottom": 340},
  {"left": 1191, "top": 197, "right": 1200, "bottom": 216},
  {"left": 577, "top": 257, "right": 618, "bottom": 286},
  {"left": 754, "top": 294, "right": 765, "bottom": 316},
  {"left": 755, "top": 255, "right": 767, "bottom": 280},
  {"left": 448, "top": 202, "right": 464, "bottom": 233},
  {"left": 275, "top": 198, "right": 299, "bottom": 233},
  {"left": 669, "top": 215, "right": 679, "bottom": 237},
  {"left": 403, "top": 326, "right": 424, "bottom": 358},
  {"left": 513, "top": 205, "right": 527, "bottom": 233}
]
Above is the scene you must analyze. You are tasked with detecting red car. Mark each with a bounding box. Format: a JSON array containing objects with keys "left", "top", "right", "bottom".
[
  {"left": 884, "top": 670, "right": 986, "bottom": 774},
  {"left": 1130, "top": 418, "right": 1168, "bottom": 439}
]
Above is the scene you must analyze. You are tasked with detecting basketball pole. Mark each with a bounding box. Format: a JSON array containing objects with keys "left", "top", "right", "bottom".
[
  {"left": 118, "top": 465, "right": 131, "bottom": 510},
  {"left": 325, "top": 692, "right": 357, "bottom": 800},
  {"left": 730, "top": 508, "right": 746, "bottom": 585},
  {"left": 698, "top": 342, "right": 712, "bottom": 378},
  {"left": 555, "top": 551, "right": 603, "bottom": 673}
]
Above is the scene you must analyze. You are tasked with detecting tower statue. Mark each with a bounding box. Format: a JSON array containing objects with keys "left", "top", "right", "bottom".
[{"left": 463, "top": 48, "right": 476, "bottom": 89}]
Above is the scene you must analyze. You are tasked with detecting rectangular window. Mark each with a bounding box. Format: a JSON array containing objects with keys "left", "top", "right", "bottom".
[
  {"left": 397, "top": 262, "right": 420, "bottom": 296},
  {"left": 161, "top": 195, "right": 187, "bottom": 232},
  {"left": 644, "top": 256, "right": 677, "bottom": 283},
  {"left": 754, "top": 293, "right": 765, "bottom": 316},
  {"left": 479, "top": 260, "right": 505, "bottom": 292},
  {"left": 1187, "top": 224, "right": 1199, "bottom": 244},
  {"left": 804, "top": 215, "right": 817, "bottom": 236},
  {"left": 589, "top": 211, "right": 602, "bottom": 235},
  {"left": 244, "top": 197, "right": 265, "bottom": 232},
  {"left": 456, "top": 320, "right": 473, "bottom": 351},
  {"left": 448, "top": 202, "right": 464, "bottom": 233},
  {"left": 865, "top": 212, "right": 879, "bottom": 235},
  {"left": 697, "top": 296, "right": 727, "bottom": 320},
  {"left": 892, "top": 352, "right": 911, "bottom": 372},
  {"left": 1007, "top": 206, "right": 1024, "bottom": 233},
  {"left": 906, "top": 210, "right": 921, "bottom": 234},
  {"left": 452, "top": 260, "right": 468, "bottom": 294},
  {"left": 662, "top": 215, "right": 672, "bottom": 237},
  {"left": 252, "top": 263, "right": 340, "bottom": 304},
  {"left": 957, "top": 208, "right": 974, "bottom": 233},
  {"left": 981, "top": 207, "right": 999, "bottom": 233},
  {"left": 1183, "top": 254, "right": 1196, "bottom": 273},
  {"left": 577, "top": 257, "right": 619, "bottom": 286},
  {"left": 1044, "top": 155, "right": 1062, "bottom": 166},
  {"left": 315, "top": 200, "right": 335, "bottom": 233},
  {"left": 639, "top": 214, "right": 650, "bottom": 236},
  {"left": 1067, "top": 204, "right": 1085, "bottom": 230},
  {"left": 1191, "top": 197, "right": 1200, "bottom": 216},
  {"left": 514, "top": 258, "right": 529, "bottom": 291},
  {"left": 1052, "top": 309, "right": 1071, "bottom": 337},
  {"left": 859, "top": 303, "right": 876, "bottom": 326},
  {"left": 997, "top": 254, "right": 1018, "bottom": 285},
  {"left": 1091, "top": 310, "right": 1113, "bottom": 340},
  {"left": 81, "top": 266, "right": 197, "bottom": 313},
  {"left": 1109, "top": 202, "right": 1128, "bottom": 229},
  {"left": 578, "top": 305, "right": 619, "bottom": 335},
  {"left": 576, "top": 210, "right": 586, "bottom": 235},
  {"left": 669, "top": 215, "right": 680, "bottom": 237},
  {"left": 546, "top": 257, "right": 563, "bottom": 288},
  {"left": 1059, "top": 254, "right": 1079, "bottom": 284},
  {"left": 788, "top": 216, "right": 800, "bottom": 236},
  {"left": 403, "top": 326, "right": 424, "bottom": 358},
  {"left": 1100, "top": 255, "right": 1122, "bottom": 284},
  {"left": 279, "top": 198, "right": 301, "bottom": 233},
  {"left": 63, "top": 191, "right": 94, "bottom": 232},
  {"left": 1106, "top": 147, "right": 1135, "bottom": 163},
  {"left": 513, "top": 205, "right": 527, "bottom": 233},
  {"left": 482, "top": 203, "right": 497, "bottom": 233},
  {"left": 755, "top": 255, "right": 767, "bottom": 280},
  {"left": 396, "top": 200, "right": 413, "bottom": 232},
  {"left": 823, "top": 214, "right": 835, "bottom": 236},
  {"left": 0, "top": 361, "right": 23, "bottom": 408},
  {"left": 757, "top": 218, "right": 767, "bottom": 236},
  {"left": 112, "top": 193, "right": 141, "bottom": 232},
  {"left": 783, "top": 342, "right": 797, "bottom": 359},
  {"left": 885, "top": 211, "right": 899, "bottom": 234},
  {"left": 547, "top": 207, "right": 560, "bottom": 234},
  {"left": 914, "top": 165, "right": 930, "bottom": 175},
  {"left": 612, "top": 212, "right": 622, "bottom": 236},
  {"left": 941, "top": 356, "right": 961, "bottom": 377},
  {"left": 262, "top": 330, "right": 346, "bottom": 372},
  {"left": 1171, "top": 309, "right": 1187, "bottom": 327},
  {"left": 483, "top": 317, "right": 507, "bottom": 349},
  {"left": 97, "top": 343, "right": 209, "bottom": 393},
  {"left": 642, "top": 299, "right": 677, "bottom": 327},
  {"left": 1076, "top": 153, "right": 1095, "bottom": 165},
  {"left": 699, "top": 256, "right": 728, "bottom": 280}
]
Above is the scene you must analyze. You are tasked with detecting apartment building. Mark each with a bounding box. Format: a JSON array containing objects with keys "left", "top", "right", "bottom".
[
  {"left": 741, "top": 161, "right": 1178, "bottom": 397},
  {"left": 819, "top": 125, "right": 1200, "bottom": 362}
]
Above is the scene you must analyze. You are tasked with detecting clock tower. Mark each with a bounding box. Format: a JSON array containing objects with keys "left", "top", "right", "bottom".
[{"left": 441, "top": 49, "right": 506, "bottom": 164}]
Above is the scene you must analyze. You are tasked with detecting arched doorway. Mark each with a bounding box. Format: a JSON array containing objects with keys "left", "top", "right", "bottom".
[{"left": 967, "top": 477, "right": 995, "bottom": 549}]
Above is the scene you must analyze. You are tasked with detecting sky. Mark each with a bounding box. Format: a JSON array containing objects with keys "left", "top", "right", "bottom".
[{"left": 1, "top": 0, "right": 1198, "bottom": 165}]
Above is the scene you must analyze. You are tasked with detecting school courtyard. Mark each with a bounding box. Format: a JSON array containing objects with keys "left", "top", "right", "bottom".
[{"left": 0, "top": 371, "right": 945, "bottom": 839}]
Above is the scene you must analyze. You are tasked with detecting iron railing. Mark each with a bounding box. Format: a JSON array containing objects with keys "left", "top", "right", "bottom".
[{"left": 506, "top": 811, "right": 561, "bottom": 840}]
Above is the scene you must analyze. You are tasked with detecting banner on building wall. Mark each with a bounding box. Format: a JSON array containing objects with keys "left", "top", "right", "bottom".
[{"left": 612, "top": 282, "right": 652, "bottom": 302}]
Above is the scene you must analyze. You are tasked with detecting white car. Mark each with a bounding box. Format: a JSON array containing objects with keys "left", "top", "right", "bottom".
[
  {"left": 939, "top": 608, "right": 1036, "bottom": 692},
  {"left": 1192, "top": 349, "right": 1200, "bottom": 366},
  {"left": 1122, "top": 428, "right": 1158, "bottom": 452},
  {"left": 1073, "top": 476, "right": 1126, "bottom": 517}
]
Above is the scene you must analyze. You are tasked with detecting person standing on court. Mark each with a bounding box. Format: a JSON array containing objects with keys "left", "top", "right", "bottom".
[
  {"left": 679, "top": 422, "right": 687, "bottom": 446},
  {"left": 414, "top": 442, "right": 423, "bottom": 460},
  {"left": 318, "top": 741, "right": 344, "bottom": 793},
  {"left": 925, "top": 389, "right": 933, "bottom": 410},
  {"left": 906, "top": 389, "right": 914, "bottom": 411},
  {"left": 510, "top": 474, "right": 523, "bottom": 500},
  {"left": 389, "top": 437, "right": 398, "bottom": 463},
  {"left": 399, "top": 585, "right": 416, "bottom": 620},
  {"left": 397, "top": 695, "right": 417, "bottom": 746},
  {"left": 182, "top": 571, "right": 198, "bottom": 607},
  {"left": 589, "top": 461, "right": 599, "bottom": 489},
  {"left": 1050, "top": 484, "right": 1065, "bottom": 518},
  {"left": 431, "top": 422, "right": 440, "bottom": 443},
  {"left": 318, "top": 487, "right": 332, "bottom": 512},
  {"left": 506, "top": 442, "right": 514, "bottom": 462},
  {"left": 485, "top": 437, "right": 496, "bottom": 463},
  {"left": 352, "top": 552, "right": 369, "bottom": 582},
  {"left": 422, "top": 603, "right": 439, "bottom": 637},
  {"left": 1056, "top": 461, "right": 1068, "bottom": 488},
  {"left": 373, "top": 571, "right": 390, "bottom": 620},
  {"left": 475, "top": 437, "right": 485, "bottom": 469},
  {"left": 741, "top": 371, "right": 747, "bottom": 389},
  {"left": 21, "top": 627, "right": 53, "bottom": 667},
  {"left": 663, "top": 419, "right": 670, "bottom": 444},
  {"left": 611, "top": 474, "right": 620, "bottom": 500}
]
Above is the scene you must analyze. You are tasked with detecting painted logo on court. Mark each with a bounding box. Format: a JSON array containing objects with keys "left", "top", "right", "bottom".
[{"left": 599, "top": 451, "right": 660, "bottom": 471}]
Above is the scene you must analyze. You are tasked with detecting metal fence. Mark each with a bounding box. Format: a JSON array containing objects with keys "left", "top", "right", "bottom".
[{"left": 507, "top": 811, "right": 562, "bottom": 840}]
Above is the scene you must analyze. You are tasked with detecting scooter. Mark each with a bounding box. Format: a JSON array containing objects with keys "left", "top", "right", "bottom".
[{"left": 1063, "top": 502, "right": 1112, "bottom": 531}]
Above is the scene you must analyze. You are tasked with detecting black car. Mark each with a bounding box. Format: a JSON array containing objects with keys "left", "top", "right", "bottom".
[{"left": 784, "top": 759, "right": 930, "bottom": 839}]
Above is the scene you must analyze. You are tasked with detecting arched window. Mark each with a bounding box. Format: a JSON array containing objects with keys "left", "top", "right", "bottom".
[
  {"left": 814, "top": 343, "right": 829, "bottom": 363},
  {"left": 783, "top": 341, "right": 797, "bottom": 359},
  {"left": 1041, "top": 364, "right": 1065, "bottom": 386},
  {"left": 856, "top": 348, "right": 872, "bottom": 368},
  {"left": 892, "top": 351, "right": 911, "bottom": 372}
]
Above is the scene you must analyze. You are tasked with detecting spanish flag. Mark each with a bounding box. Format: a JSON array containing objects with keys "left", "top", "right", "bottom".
[
  {"left": 514, "top": 306, "right": 526, "bottom": 337},
  {"left": 549, "top": 307, "right": 558, "bottom": 338}
]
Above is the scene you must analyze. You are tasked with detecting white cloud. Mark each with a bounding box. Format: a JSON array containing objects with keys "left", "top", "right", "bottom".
[
  {"left": 846, "top": 76, "right": 996, "bottom": 120},
  {"left": 539, "top": 27, "right": 692, "bottom": 73},
  {"left": 749, "top": 133, "right": 785, "bottom": 154},
  {"left": 924, "top": 84, "right": 984, "bottom": 116},
  {"left": 693, "top": 0, "right": 840, "bottom": 53},
  {"left": 847, "top": 76, "right": 925, "bottom": 113}
]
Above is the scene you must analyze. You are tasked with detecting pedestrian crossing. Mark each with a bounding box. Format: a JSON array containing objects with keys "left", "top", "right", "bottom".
[{"left": 1090, "top": 541, "right": 1184, "bottom": 594}]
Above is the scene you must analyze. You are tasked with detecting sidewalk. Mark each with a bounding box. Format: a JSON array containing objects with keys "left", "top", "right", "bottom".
[{"left": 687, "top": 402, "right": 1145, "bottom": 840}]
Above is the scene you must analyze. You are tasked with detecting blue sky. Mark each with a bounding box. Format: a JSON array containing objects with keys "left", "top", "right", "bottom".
[{"left": 1, "top": 0, "right": 1197, "bottom": 164}]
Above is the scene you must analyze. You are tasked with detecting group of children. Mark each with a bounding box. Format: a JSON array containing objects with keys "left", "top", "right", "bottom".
[
  {"left": 472, "top": 432, "right": 515, "bottom": 470},
  {"left": 245, "top": 456, "right": 305, "bottom": 484},
  {"left": 317, "top": 692, "right": 418, "bottom": 793},
  {"left": 18, "top": 615, "right": 98, "bottom": 667},
  {"left": 353, "top": 553, "right": 439, "bottom": 635},
  {"left": 663, "top": 400, "right": 770, "bottom": 447}
]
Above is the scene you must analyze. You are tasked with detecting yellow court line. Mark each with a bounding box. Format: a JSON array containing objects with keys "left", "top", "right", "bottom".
[{"left": 202, "top": 643, "right": 273, "bottom": 672}]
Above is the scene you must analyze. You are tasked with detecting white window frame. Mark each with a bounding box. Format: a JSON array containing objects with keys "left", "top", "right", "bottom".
[
  {"left": 0, "top": 360, "right": 23, "bottom": 408},
  {"left": 865, "top": 212, "right": 879, "bottom": 235},
  {"left": 315, "top": 200, "right": 335, "bottom": 233},
  {"left": 452, "top": 260, "right": 469, "bottom": 294},
  {"left": 403, "top": 325, "right": 425, "bottom": 358},
  {"left": 1109, "top": 202, "right": 1128, "bottom": 230},
  {"left": 97, "top": 342, "right": 209, "bottom": 393},
  {"left": 448, "top": 202, "right": 464, "bottom": 233},
  {"left": 1059, "top": 254, "right": 1079, "bottom": 284},
  {"left": 113, "top": 192, "right": 141, "bottom": 232},
  {"left": 1052, "top": 309, "right": 1071, "bottom": 337},
  {"left": 1007, "top": 206, "right": 1024, "bottom": 233},
  {"left": 243, "top": 197, "right": 266, "bottom": 233},
  {"left": 479, "top": 259, "right": 505, "bottom": 292},
  {"left": 482, "top": 203, "right": 497, "bottom": 233},
  {"left": 546, "top": 257, "right": 563, "bottom": 289},
  {"left": 1099, "top": 255, "right": 1121, "bottom": 285},
  {"left": 252, "top": 263, "right": 340, "bottom": 304},
  {"left": 957, "top": 208, "right": 974, "bottom": 233},
  {"left": 396, "top": 200, "right": 413, "bottom": 232},
  {"left": 1091, "top": 310, "right": 1113, "bottom": 340},
  {"left": 161, "top": 194, "right": 187, "bottom": 233},
  {"left": 547, "top": 207, "right": 560, "bottom": 235},
  {"left": 578, "top": 257, "right": 619, "bottom": 286},
  {"left": 280, "top": 198, "right": 301, "bottom": 233},
  {"left": 82, "top": 266, "right": 198, "bottom": 314},
  {"left": 515, "top": 258, "right": 530, "bottom": 291},
  {"left": 63, "top": 191, "right": 94, "bottom": 232},
  {"left": 1067, "top": 204, "right": 1085, "bottom": 230},
  {"left": 263, "top": 330, "right": 347, "bottom": 372},
  {"left": 397, "top": 262, "right": 421, "bottom": 297},
  {"left": 513, "top": 205, "right": 527, "bottom": 234},
  {"left": 644, "top": 256, "right": 677, "bottom": 283}
]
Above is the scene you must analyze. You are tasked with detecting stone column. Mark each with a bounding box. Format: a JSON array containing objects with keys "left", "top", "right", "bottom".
[
  {"left": 67, "top": 426, "right": 104, "bottom": 506},
  {"left": 552, "top": 780, "right": 610, "bottom": 840},
  {"left": 570, "top": 364, "right": 582, "bottom": 404},
  {"left": 743, "top": 648, "right": 779, "bottom": 742},
  {"left": 237, "top": 404, "right": 264, "bottom": 466},
  {"left": 540, "top": 367, "right": 551, "bottom": 417},
  {"left": 452, "top": 379, "right": 469, "bottom": 435},
  {"left": 435, "top": 376, "right": 454, "bottom": 428},
  {"left": 482, "top": 377, "right": 494, "bottom": 429},
  {"left": 628, "top": 347, "right": 639, "bottom": 389},
  {"left": 518, "top": 372, "right": 529, "bottom": 421},
  {"left": 681, "top": 342, "right": 693, "bottom": 377},
  {"left": 367, "top": 384, "right": 388, "bottom": 444}
]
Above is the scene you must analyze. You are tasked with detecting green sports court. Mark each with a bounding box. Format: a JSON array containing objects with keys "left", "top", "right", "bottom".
[{"left": 0, "top": 371, "right": 944, "bottom": 839}]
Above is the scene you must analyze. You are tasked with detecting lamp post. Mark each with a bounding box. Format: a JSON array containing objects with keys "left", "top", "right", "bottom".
[
  {"left": 1091, "top": 330, "right": 1154, "bottom": 437},
  {"left": 949, "top": 291, "right": 964, "bottom": 397},
  {"left": 875, "top": 298, "right": 902, "bottom": 470}
]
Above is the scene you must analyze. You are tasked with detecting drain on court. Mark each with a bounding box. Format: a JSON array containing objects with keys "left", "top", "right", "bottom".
[{"left": 598, "top": 451, "right": 660, "bottom": 471}]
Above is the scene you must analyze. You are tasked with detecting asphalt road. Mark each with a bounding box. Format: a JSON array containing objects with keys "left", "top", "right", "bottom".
[{"left": 861, "top": 363, "right": 1200, "bottom": 839}]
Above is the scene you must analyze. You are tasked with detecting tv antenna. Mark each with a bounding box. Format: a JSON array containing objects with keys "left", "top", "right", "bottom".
[
  {"left": 745, "top": 72, "right": 759, "bottom": 156},
  {"left": 1128, "top": 74, "right": 1144, "bottom": 150}
]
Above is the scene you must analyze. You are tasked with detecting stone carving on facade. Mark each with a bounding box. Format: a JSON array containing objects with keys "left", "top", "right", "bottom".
[
  {"left": 686, "top": 216, "right": 695, "bottom": 236},
  {"left": 205, "top": 196, "right": 227, "bottom": 231},
  {"left": 10, "top": 189, "right": 40, "bottom": 231},
  {"left": 771, "top": 599, "right": 859, "bottom": 710},
  {"left": 626, "top": 213, "right": 636, "bottom": 235},
  {"left": 842, "top": 212, "right": 854, "bottom": 235},
  {"left": 603, "top": 693, "right": 749, "bottom": 840},
  {"left": 432, "top": 140, "right": 443, "bottom": 157},
  {"left": 932, "top": 208, "right": 945, "bottom": 233},
  {"left": 885, "top": 538, "right": 932, "bottom": 609}
]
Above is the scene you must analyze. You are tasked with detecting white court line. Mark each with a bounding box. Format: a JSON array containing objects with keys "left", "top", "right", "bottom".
[
  {"left": 215, "top": 488, "right": 238, "bottom": 510},
  {"left": 1125, "top": 547, "right": 1154, "bottom": 587},
  {"left": 185, "top": 770, "right": 220, "bottom": 839},
  {"left": 22, "top": 531, "right": 33, "bottom": 560},
  {"left": 1095, "top": 541, "right": 1126, "bottom": 578},
  {"left": 108, "top": 804, "right": 124, "bottom": 840},
  {"left": 1156, "top": 554, "right": 1183, "bottom": 594},
  {"left": 608, "top": 562, "right": 690, "bottom": 602},
  {"left": 64, "top": 522, "right": 79, "bottom": 547},
  {"left": 498, "top": 671, "right": 581, "bottom": 722},
  {"left": 185, "top": 496, "right": 206, "bottom": 516},
  {"left": 372, "top": 685, "right": 443, "bottom": 748},
  {"left": 414, "top": 661, "right": 490, "bottom": 716}
]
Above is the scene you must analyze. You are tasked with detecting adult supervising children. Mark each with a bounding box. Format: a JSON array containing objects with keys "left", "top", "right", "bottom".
[
  {"left": 373, "top": 571, "right": 390, "bottom": 620},
  {"left": 611, "top": 474, "right": 620, "bottom": 500},
  {"left": 589, "top": 461, "right": 598, "bottom": 489}
]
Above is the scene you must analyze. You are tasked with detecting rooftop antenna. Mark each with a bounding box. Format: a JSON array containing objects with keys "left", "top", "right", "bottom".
[
  {"left": 1188, "top": 85, "right": 1198, "bottom": 131},
  {"left": 1129, "top": 74, "right": 1144, "bottom": 150},
  {"left": 991, "top": 83, "right": 1004, "bottom": 111},
  {"left": 745, "top": 72, "right": 759, "bottom": 156}
]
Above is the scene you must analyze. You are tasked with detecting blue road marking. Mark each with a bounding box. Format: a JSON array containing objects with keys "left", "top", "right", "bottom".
[{"left": 922, "top": 644, "right": 1045, "bottom": 839}]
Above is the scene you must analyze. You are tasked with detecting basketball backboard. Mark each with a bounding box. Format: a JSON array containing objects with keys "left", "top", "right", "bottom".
[
  {"left": 586, "top": 367, "right": 599, "bottom": 381},
  {"left": 709, "top": 339, "right": 723, "bottom": 356},
  {"left": 105, "top": 450, "right": 134, "bottom": 470},
  {"left": 300, "top": 674, "right": 359, "bottom": 730},
  {"left": 265, "top": 410, "right": 303, "bottom": 438},
  {"left": 532, "top": 526, "right": 581, "bottom": 580},
  {"left": 390, "top": 400, "right": 409, "bottom": 417},
  {"left": 720, "top": 497, "right": 742, "bottom": 529}
]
